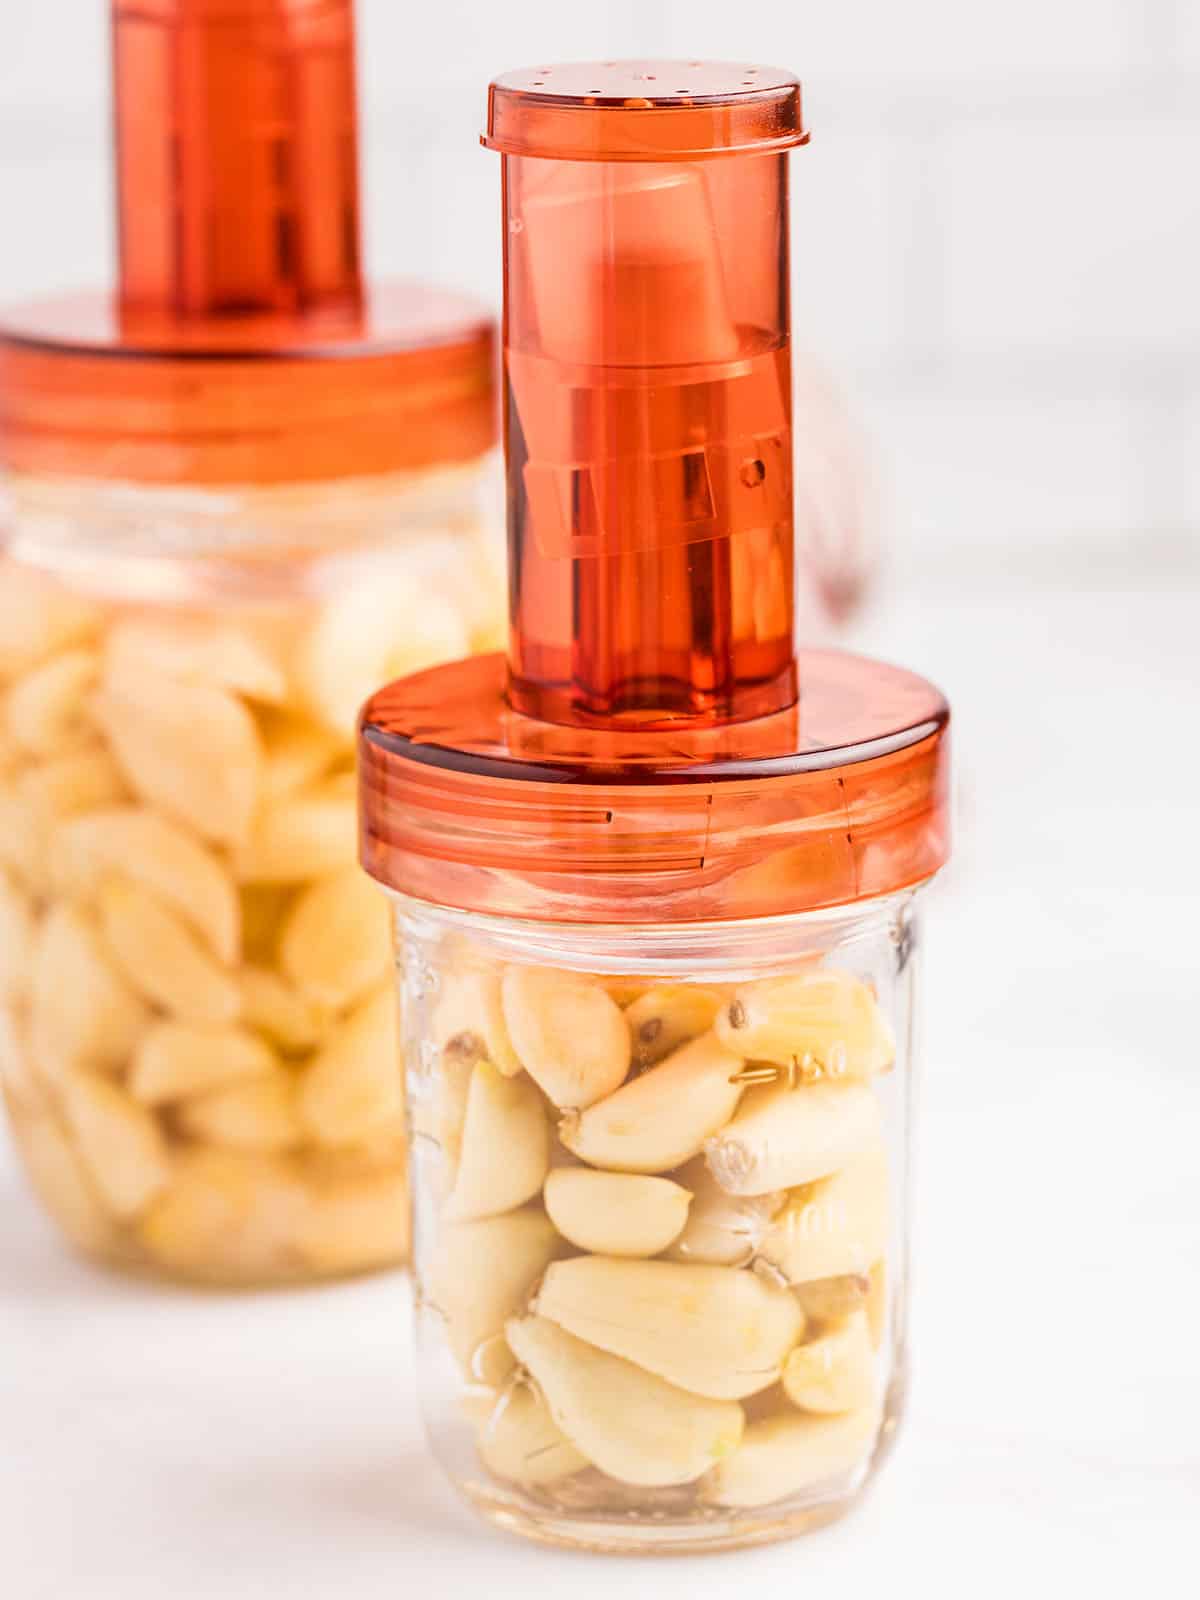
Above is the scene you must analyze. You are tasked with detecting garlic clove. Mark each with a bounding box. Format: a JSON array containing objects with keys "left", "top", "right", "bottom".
[
  {"left": 54, "top": 807, "right": 240, "bottom": 964},
  {"left": 624, "top": 985, "right": 727, "bottom": 1071},
  {"left": 295, "top": 578, "right": 470, "bottom": 737},
  {"left": 716, "top": 970, "right": 895, "bottom": 1083},
  {"left": 705, "top": 1080, "right": 883, "bottom": 1196},
  {"left": 700, "top": 1404, "right": 880, "bottom": 1508},
  {"left": 236, "top": 965, "right": 330, "bottom": 1054},
  {"left": 232, "top": 778, "right": 357, "bottom": 883},
  {"left": 506, "top": 1314, "right": 744, "bottom": 1488},
  {"left": 97, "top": 876, "right": 241, "bottom": 1026},
  {"left": 433, "top": 965, "right": 521, "bottom": 1077},
  {"left": 534, "top": 1256, "right": 804, "bottom": 1401},
  {"left": 6, "top": 648, "right": 99, "bottom": 757},
  {"left": 278, "top": 865, "right": 392, "bottom": 1009},
  {"left": 61, "top": 1069, "right": 171, "bottom": 1219},
  {"left": 92, "top": 664, "right": 263, "bottom": 846},
  {"left": 501, "top": 965, "right": 631, "bottom": 1109},
  {"left": 448, "top": 1059, "right": 548, "bottom": 1220},
  {"left": 103, "top": 613, "right": 288, "bottom": 704},
  {"left": 756, "top": 1137, "right": 890, "bottom": 1282},
  {"left": 129, "top": 1020, "right": 277, "bottom": 1105},
  {"left": 294, "top": 1167, "right": 410, "bottom": 1275},
  {"left": 560, "top": 1032, "right": 743, "bottom": 1175},
  {"left": 543, "top": 1167, "right": 691, "bottom": 1257},
  {"left": 781, "top": 1311, "right": 877, "bottom": 1415},
  {"left": 476, "top": 1381, "right": 589, "bottom": 1488},
  {"left": 12, "top": 1110, "right": 113, "bottom": 1252},
  {"left": 30, "top": 903, "right": 147, "bottom": 1073},
  {"left": 427, "top": 1206, "right": 564, "bottom": 1380},
  {"left": 663, "top": 1155, "right": 785, "bottom": 1267},
  {"left": 176, "top": 1067, "right": 301, "bottom": 1155},
  {"left": 137, "top": 1146, "right": 309, "bottom": 1283}
]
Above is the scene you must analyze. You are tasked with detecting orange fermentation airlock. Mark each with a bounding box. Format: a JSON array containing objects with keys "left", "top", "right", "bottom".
[{"left": 360, "top": 63, "right": 951, "bottom": 925}]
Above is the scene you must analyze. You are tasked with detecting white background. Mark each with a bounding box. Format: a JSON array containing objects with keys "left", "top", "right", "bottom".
[{"left": 1, "top": 3, "right": 1198, "bottom": 1596}]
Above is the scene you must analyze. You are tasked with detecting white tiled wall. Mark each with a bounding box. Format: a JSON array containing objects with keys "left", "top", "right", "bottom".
[{"left": 1, "top": 1, "right": 1196, "bottom": 563}]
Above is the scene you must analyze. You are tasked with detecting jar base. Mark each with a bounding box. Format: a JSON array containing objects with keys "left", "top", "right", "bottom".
[{"left": 462, "top": 1484, "right": 858, "bottom": 1556}]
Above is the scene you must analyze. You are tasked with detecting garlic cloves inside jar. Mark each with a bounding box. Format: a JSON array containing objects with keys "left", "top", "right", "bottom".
[
  {"left": 559, "top": 1032, "right": 744, "bottom": 1174},
  {"left": 501, "top": 965, "right": 631, "bottom": 1108},
  {"left": 505, "top": 1315, "right": 745, "bottom": 1488},
  {"left": 705, "top": 1079, "right": 884, "bottom": 1196},
  {"left": 543, "top": 1168, "right": 691, "bottom": 1257},
  {"left": 716, "top": 970, "right": 895, "bottom": 1083}
]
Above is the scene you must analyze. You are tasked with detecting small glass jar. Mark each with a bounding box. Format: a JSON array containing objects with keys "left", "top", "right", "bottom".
[
  {"left": 358, "top": 61, "right": 952, "bottom": 1552},
  {"left": 397, "top": 894, "right": 920, "bottom": 1552}
]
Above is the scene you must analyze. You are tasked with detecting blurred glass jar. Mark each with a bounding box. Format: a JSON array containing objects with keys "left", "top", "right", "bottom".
[{"left": 0, "top": 289, "right": 501, "bottom": 1286}]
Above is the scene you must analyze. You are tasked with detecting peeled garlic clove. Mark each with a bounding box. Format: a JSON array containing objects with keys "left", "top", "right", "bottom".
[
  {"left": 543, "top": 1168, "right": 691, "bottom": 1257},
  {"left": 428, "top": 1207, "right": 563, "bottom": 1378},
  {"left": 296, "top": 578, "right": 470, "bottom": 737},
  {"left": 506, "top": 1315, "right": 744, "bottom": 1488},
  {"left": 716, "top": 970, "right": 894, "bottom": 1082},
  {"left": 30, "top": 904, "right": 147, "bottom": 1072},
  {"left": 233, "top": 778, "right": 357, "bottom": 883},
  {"left": 0, "top": 869, "right": 34, "bottom": 1001},
  {"left": 782, "top": 1311, "right": 877, "bottom": 1415},
  {"left": 55, "top": 807, "right": 239, "bottom": 964},
  {"left": 295, "top": 1168, "right": 409, "bottom": 1274},
  {"left": 534, "top": 1257, "right": 803, "bottom": 1400},
  {"left": 664, "top": 1155, "right": 784, "bottom": 1266},
  {"left": 866, "top": 1259, "right": 887, "bottom": 1349},
  {"left": 700, "top": 1404, "right": 880, "bottom": 1508},
  {"left": 13, "top": 1110, "right": 113, "bottom": 1252},
  {"left": 501, "top": 966, "right": 630, "bottom": 1109},
  {"left": 625, "top": 985, "right": 726, "bottom": 1071},
  {"left": 137, "top": 1146, "right": 308, "bottom": 1283},
  {"left": 278, "top": 865, "right": 392, "bottom": 1009},
  {"left": 0, "top": 564, "right": 99, "bottom": 678},
  {"left": 6, "top": 648, "right": 99, "bottom": 756},
  {"left": 259, "top": 713, "right": 344, "bottom": 800},
  {"left": 560, "top": 1033, "right": 743, "bottom": 1175},
  {"left": 61, "top": 1069, "right": 171, "bottom": 1219},
  {"left": 756, "top": 1139, "right": 890, "bottom": 1282},
  {"left": 448, "top": 1059, "right": 548, "bottom": 1220},
  {"left": 236, "top": 966, "right": 329, "bottom": 1053},
  {"left": 795, "top": 1273, "right": 871, "bottom": 1324},
  {"left": 97, "top": 877, "right": 241, "bottom": 1026},
  {"left": 176, "top": 1067, "right": 300, "bottom": 1154},
  {"left": 297, "top": 985, "right": 401, "bottom": 1146},
  {"left": 129, "top": 1020, "right": 277, "bottom": 1105},
  {"left": 103, "top": 613, "right": 287, "bottom": 704},
  {"left": 706, "top": 1080, "right": 883, "bottom": 1196},
  {"left": 433, "top": 966, "right": 520, "bottom": 1077},
  {"left": 92, "top": 665, "right": 263, "bottom": 846},
  {"left": 476, "top": 1381, "right": 589, "bottom": 1488}
]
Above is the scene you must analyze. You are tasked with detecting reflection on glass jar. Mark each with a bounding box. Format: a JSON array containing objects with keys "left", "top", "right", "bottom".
[{"left": 0, "top": 467, "right": 503, "bottom": 1285}]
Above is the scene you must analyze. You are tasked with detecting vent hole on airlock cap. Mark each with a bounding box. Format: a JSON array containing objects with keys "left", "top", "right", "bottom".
[{"left": 740, "top": 458, "right": 766, "bottom": 488}]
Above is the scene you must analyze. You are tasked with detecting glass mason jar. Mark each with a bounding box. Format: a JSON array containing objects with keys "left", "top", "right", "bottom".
[
  {"left": 0, "top": 458, "right": 502, "bottom": 1285},
  {"left": 396, "top": 894, "right": 919, "bottom": 1552}
]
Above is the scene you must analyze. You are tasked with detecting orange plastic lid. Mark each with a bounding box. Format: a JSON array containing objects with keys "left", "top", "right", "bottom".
[
  {"left": 484, "top": 61, "right": 808, "bottom": 162},
  {"left": 0, "top": 287, "right": 496, "bottom": 485},
  {"left": 0, "top": 1, "right": 496, "bottom": 485},
  {"left": 360, "top": 651, "right": 950, "bottom": 924}
]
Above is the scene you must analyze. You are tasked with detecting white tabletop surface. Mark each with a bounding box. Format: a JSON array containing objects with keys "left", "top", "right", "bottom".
[{"left": 3, "top": 556, "right": 1198, "bottom": 1598}]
